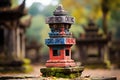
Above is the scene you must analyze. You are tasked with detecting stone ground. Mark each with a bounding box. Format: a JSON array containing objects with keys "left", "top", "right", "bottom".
[{"left": 0, "top": 64, "right": 120, "bottom": 80}]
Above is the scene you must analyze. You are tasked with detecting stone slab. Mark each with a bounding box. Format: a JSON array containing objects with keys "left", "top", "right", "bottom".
[
  {"left": 40, "top": 66, "right": 84, "bottom": 78},
  {"left": 91, "top": 77, "right": 117, "bottom": 80}
]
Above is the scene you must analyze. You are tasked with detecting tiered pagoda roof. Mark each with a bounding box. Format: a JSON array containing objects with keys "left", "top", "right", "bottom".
[
  {"left": 83, "top": 19, "right": 102, "bottom": 39},
  {"left": 0, "top": 0, "right": 26, "bottom": 21},
  {"left": 0, "top": 0, "right": 11, "bottom": 7},
  {"left": 76, "top": 19, "right": 109, "bottom": 45}
]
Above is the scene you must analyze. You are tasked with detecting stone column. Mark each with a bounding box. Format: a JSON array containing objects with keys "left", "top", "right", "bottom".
[
  {"left": 98, "top": 46, "right": 102, "bottom": 60},
  {"left": 7, "top": 28, "right": 16, "bottom": 60},
  {"left": 79, "top": 46, "right": 87, "bottom": 63},
  {"left": 16, "top": 28, "right": 21, "bottom": 59},
  {"left": 21, "top": 32, "right": 25, "bottom": 59},
  {"left": 103, "top": 46, "right": 109, "bottom": 62},
  {"left": 4, "top": 28, "right": 10, "bottom": 58}
]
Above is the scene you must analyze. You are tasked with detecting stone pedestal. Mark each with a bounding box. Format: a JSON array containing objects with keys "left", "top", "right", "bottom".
[{"left": 41, "top": 66, "right": 84, "bottom": 78}]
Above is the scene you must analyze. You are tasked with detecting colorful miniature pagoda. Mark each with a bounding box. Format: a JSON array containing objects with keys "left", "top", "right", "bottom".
[
  {"left": 76, "top": 19, "right": 109, "bottom": 68},
  {"left": 45, "top": 4, "right": 76, "bottom": 67},
  {"left": 40, "top": 4, "right": 83, "bottom": 78},
  {"left": 0, "top": 0, "right": 32, "bottom": 72}
]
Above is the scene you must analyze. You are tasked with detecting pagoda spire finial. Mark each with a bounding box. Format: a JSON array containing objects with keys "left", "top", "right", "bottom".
[
  {"left": 56, "top": 4, "right": 64, "bottom": 10},
  {"left": 88, "top": 19, "right": 95, "bottom": 26},
  {"left": 46, "top": 4, "right": 74, "bottom": 24},
  {"left": 53, "top": 4, "right": 67, "bottom": 16}
]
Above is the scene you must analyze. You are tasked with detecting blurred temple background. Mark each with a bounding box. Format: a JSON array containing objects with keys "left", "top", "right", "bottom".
[{"left": 0, "top": 0, "right": 120, "bottom": 71}]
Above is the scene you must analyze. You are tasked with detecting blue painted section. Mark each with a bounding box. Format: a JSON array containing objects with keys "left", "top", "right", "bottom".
[
  {"left": 48, "top": 32, "right": 59, "bottom": 36},
  {"left": 53, "top": 47, "right": 64, "bottom": 49},
  {"left": 45, "top": 38, "right": 65, "bottom": 45},
  {"left": 45, "top": 38, "right": 75, "bottom": 45},
  {"left": 48, "top": 32, "right": 71, "bottom": 36}
]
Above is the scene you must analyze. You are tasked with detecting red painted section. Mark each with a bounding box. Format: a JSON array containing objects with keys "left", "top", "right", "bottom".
[
  {"left": 51, "top": 56, "right": 62, "bottom": 60},
  {"left": 46, "top": 59, "right": 76, "bottom": 67},
  {"left": 66, "top": 38, "right": 75, "bottom": 44},
  {"left": 46, "top": 45, "right": 76, "bottom": 67},
  {"left": 49, "top": 47, "right": 53, "bottom": 59},
  {"left": 64, "top": 48, "right": 71, "bottom": 60},
  {"left": 61, "top": 49, "right": 64, "bottom": 59},
  {"left": 49, "top": 48, "right": 64, "bottom": 60}
]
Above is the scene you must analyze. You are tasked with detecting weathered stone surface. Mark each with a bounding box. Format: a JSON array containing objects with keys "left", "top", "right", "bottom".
[
  {"left": 40, "top": 66, "right": 84, "bottom": 78},
  {"left": 0, "top": 59, "right": 32, "bottom": 73},
  {"left": 0, "top": 76, "right": 116, "bottom": 80},
  {"left": 91, "top": 77, "right": 117, "bottom": 80}
]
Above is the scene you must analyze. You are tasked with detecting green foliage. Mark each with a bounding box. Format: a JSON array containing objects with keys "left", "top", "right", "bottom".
[
  {"left": 110, "top": 2, "right": 120, "bottom": 39},
  {"left": 28, "top": 2, "right": 43, "bottom": 16},
  {"left": 42, "top": 5, "right": 57, "bottom": 17},
  {"left": 115, "top": 26, "right": 120, "bottom": 39},
  {"left": 61, "top": 0, "right": 103, "bottom": 24},
  {"left": 11, "top": 0, "right": 18, "bottom": 8},
  {"left": 25, "top": 14, "right": 50, "bottom": 54},
  {"left": 111, "top": 10, "right": 120, "bottom": 21},
  {"left": 70, "top": 24, "right": 85, "bottom": 38},
  {"left": 26, "top": 15, "right": 46, "bottom": 43},
  {"left": 28, "top": 2, "right": 57, "bottom": 17},
  {"left": 22, "top": 58, "right": 31, "bottom": 65},
  {"left": 70, "top": 74, "right": 76, "bottom": 78},
  {"left": 22, "top": 65, "right": 33, "bottom": 73}
]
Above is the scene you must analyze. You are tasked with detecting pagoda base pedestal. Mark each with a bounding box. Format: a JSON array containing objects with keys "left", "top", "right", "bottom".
[
  {"left": 46, "top": 60, "right": 76, "bottom": 67},
  {"left": 40, "top": 66, "right": 84, "bottom": 78},
  {"left": 0, "top": 58, "right": 32, "bottom": 73}
]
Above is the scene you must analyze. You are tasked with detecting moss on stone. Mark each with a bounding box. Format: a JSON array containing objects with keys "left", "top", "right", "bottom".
[
  {"left": 40, "top": 66, "right": 84, "bottom": 78},
  {"left": 0, "top": 58, "right": 33, "bottom": 73}
]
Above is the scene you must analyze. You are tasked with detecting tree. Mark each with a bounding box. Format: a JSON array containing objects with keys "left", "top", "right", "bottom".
[
  {"left": 28, "top": 2, "right": 43, "bottom": 16},
  {"left": 101, "top": 0, "right": 120, "bottom": 34},
  {"left": 110, "top": 5, "right": 120, "bottom": 39},
  {"left": 61, "top": 0, "right": 105, "bottom": 24},
  {"left": 41, "top": 5, "right": 56, "bottom": 17},
  {"left": 11, "top": 0, "right": 18, "bottom": 8},
  {"left": 101, "top": 0, "right": 111, "bottom": 34}
]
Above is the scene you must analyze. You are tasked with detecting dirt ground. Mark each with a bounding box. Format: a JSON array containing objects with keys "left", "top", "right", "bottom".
[
  {"left": 0, "top": 64, "right": 120, "bottom": 80},
  {"left": 81, "top": 69, "right": 120, "bottom": 80}
]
